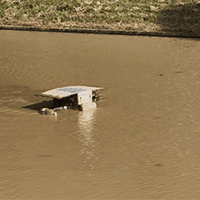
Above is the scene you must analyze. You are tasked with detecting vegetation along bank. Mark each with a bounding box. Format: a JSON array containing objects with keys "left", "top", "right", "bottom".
[{"left": 1, "top": 0, "right": 200, "bottom": 37}]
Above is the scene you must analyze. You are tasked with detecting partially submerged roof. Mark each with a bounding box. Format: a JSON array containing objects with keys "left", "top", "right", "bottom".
[{"left": 38, "top": 86, "right": 103, "bottom": 99}]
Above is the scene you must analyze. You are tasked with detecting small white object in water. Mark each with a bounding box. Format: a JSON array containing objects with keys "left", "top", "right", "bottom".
[
  {"left": 53, "top": 106, "right": 68, "bottom": 112},
  {"left": 40, "top": 108, "right": 57, "bottom": 115},
  {"left": 63, "top": 106, "right": 67, "bottom": 110}
]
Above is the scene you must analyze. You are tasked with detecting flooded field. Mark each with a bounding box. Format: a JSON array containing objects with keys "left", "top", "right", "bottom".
[{"left": 0, "top": 30, "right": 200, "bottom": 198}]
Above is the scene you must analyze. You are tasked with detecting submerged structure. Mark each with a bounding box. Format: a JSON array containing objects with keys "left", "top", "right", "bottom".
[{"left": 36, "top": 86, "right": 103, "bottom": 111}]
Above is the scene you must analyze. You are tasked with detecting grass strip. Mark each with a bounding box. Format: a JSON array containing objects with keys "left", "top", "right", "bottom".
[{"left": 0, "top": 0, "right": 200, "bottom": 36}]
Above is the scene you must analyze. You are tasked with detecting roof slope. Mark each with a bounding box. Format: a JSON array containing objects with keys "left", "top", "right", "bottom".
[{"left": 39, "top": 86, "right": 103, "bottom": 99}]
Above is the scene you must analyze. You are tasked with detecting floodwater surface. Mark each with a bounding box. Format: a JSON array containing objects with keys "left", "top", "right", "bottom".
[{"left": 0, "top": 30, "right": 200, "bottom": 198}]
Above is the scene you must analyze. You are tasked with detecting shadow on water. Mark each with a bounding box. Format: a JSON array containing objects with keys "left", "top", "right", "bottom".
[
  {"left": 157, "top": 2, "right": 200, "bottom": 37},
  {"left": 22, "top": 100, "right": 54, "bottom": 111}
]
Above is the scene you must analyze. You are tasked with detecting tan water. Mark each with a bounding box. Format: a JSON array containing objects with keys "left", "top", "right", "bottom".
[{"left": 0, "top": 30, "right": 200, "bottom": 199}]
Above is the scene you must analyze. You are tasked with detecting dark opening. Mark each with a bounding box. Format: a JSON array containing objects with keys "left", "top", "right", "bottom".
[{"left": 53, "top": 94, "right": 79, "bottom": 109}]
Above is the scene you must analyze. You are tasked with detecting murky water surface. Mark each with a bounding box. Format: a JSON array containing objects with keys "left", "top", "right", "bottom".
[{"left": 0, "top": 30, "right": 200, "bottom": 198}]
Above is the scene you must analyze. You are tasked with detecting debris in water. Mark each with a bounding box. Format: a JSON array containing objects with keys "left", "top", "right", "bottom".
[
  {"left": 35, "top": 86, "right": 103, "bottom": 113},
  {"left": 40, "top": 108, "right": 57, "bottom": 116}
]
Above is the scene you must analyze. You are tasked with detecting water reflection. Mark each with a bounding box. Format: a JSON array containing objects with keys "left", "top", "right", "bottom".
[{"left": 78, "top": 109, "right": 97, "bottom": 170}]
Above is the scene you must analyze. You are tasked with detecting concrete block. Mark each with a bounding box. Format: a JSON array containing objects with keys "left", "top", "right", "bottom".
[{"left": 80, "top": 102, "right": 97, "bottom": 111}]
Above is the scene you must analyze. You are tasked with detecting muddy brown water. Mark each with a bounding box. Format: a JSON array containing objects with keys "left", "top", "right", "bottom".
[{"left": 0, "top": 30, "right": 200, "bottom": 198}]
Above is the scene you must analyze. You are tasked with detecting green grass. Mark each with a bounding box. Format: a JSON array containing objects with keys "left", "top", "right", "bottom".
[
  {"left": 0, "top": 0, "right": 200, "bottom": 35},
  {"left": 0, "top": 1, "right": 9, "bottom": 18}
]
